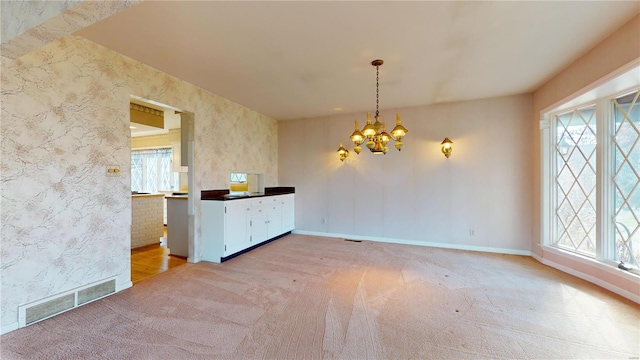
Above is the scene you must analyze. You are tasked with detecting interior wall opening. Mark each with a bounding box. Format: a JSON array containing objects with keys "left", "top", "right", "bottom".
[{"left": 129, "top": 95, "right": 195, "bottom": 283}]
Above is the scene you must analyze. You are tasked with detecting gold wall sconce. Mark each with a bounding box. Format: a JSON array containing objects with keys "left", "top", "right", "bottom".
[
  {"left": 441, "top": 137, "right": 453, "bottom": 158},
  {"left": 337, "top": 142, "right": 349, "bottom": 162}
]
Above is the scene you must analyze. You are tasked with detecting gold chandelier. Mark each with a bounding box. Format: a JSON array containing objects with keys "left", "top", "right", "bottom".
[{"left": 338, "top": 59, "right": 408, "bottom": 161}]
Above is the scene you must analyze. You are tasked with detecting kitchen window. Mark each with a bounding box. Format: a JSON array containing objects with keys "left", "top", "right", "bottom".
[{"left": 131, "top": 148, "right": 179, "bottom": 193}]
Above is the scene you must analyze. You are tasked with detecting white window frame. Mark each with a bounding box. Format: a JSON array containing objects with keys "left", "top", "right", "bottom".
[
  {"left": 540, "top": 86, "right": 640, "bottom": 276},
  {"left": 131, "top": 147, "right": 179, "bottom": 193}
]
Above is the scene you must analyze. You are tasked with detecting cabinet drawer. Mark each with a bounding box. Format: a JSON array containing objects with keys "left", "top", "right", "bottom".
[
  {"left": 251, "top": 197, "right": 277, "bottom": 207},
  {"left": 251, "top": 203, "right": 277, "bottom": 215}
]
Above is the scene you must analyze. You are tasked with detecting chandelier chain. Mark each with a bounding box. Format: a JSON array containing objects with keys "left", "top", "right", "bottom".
[{"left": 375, "top": 65, "right": 380, "bottom": 117}]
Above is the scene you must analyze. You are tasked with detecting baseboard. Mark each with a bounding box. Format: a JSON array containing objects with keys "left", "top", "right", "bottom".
[
  {"left": 116, "top": 280, "right": 133, "bottom": 292},
  {"left": 530, "top": 252, "right": 543, "bottom": 263},
  {"left": 1, "top": 278, "right": 133, "bottom": 336},
  {"left": 531, "top": 252, "right": 640, "bottom": 304},
  {"left": 1, "top": 322, "right": 19, "bottom": 335},
  {"left": 292, "top": 230, "right": 531, "bottom": 256}
]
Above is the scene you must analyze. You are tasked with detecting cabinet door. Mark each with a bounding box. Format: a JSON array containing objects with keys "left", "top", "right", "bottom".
[
  {"left": 267, "top": 205, "right": 283, "bottom": 239},
  {"left": 281, "top": 194, "right": 295, "bottom": 232},
  {"left": 224, "top": 200, "right": 251, "bottom": 255},
  {"left": 251, "top": 212, "right": 268, "bottom": 244}
]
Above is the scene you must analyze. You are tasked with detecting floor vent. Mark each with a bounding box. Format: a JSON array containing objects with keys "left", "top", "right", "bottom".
[
  {"left": 344, "top": 239, "right": 362, "bottom": 242},
  {"left": 18, "top": 277, "right": 116, "bottom": 327},
  {"left": 78, "top": 279, "right": 115, "bottom": 305},
  {"left": 25, "top": 294, "right": 75, "bottom": 326}
]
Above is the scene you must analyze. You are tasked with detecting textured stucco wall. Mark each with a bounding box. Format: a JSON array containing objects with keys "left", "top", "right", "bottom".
[
  {"left": 0, "top": 35, "right": 278, "bottom": 331},
  {"left": 0, "top": 0, "right": 139, "bottom": 59}
]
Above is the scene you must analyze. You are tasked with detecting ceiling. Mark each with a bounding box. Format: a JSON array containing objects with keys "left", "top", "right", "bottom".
[{"left": 75, "top": 1, "right": 640, "bottom": 121}]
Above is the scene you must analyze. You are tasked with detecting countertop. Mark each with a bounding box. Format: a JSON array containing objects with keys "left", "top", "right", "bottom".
[
  {"left": 166, "top": 195, "right": 188, "bottom": 200},
  {"left": 201, "top": 187, "right": 295, "bottom": 201},
  {"left": 131, "top": 193, "right": 164, "bottom": 198}
]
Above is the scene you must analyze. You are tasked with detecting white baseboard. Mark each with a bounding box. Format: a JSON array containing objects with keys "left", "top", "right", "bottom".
[
  {"left": 1, "top": 278, "right": 134, "bottom": 336},
  {"left": 530, "top": 252, "right": 544, "bottom": 263},
  {"left": 116, "top": 280, "right": 133, "bottom": 292},
  {"left": 292, "top": 230, "right": 531, "bottom": 256},
  {"left": 1, "top": 322, "right": 19, "bottom": 335},
  {"left": 531, "top": 252, "right": 640, "bottom": 304}
]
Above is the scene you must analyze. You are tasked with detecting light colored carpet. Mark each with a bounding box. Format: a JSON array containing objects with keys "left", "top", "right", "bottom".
[{"left": 2, "top": 234, "right": 639, "bottom": 359}]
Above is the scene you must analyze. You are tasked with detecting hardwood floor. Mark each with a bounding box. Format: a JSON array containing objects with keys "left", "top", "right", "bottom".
[{"left": 131, "top": 229, "right": 187, "bottom": 283}]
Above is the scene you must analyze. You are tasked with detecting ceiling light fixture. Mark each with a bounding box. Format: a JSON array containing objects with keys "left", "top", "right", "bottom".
[{"left": 343, "top": 59, "right": 408, "bottom": 158}]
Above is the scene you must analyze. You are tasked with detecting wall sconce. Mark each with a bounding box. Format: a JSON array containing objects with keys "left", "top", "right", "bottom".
[
  {"left": 441, "top": 137, "right": 453, "bottom": 158},
  {"left": 337, "top": 142, "right": 349, "bottom": 162}
]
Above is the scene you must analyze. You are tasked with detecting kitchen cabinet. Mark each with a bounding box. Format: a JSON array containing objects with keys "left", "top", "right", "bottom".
[
  {"left": 224, "top": 199, "right": 251, "bottom": 256},
  {"left": 281, "top": 194, "right": 295, "bottom": 232},
  {"left": 201, "top": 193, "right": 294, "bottom": 263},
  {"left": 250, "top": 197, "right": 282, "bottom": 244},
  {"left": 166, "top": 196, "right": 188, "bottom": 257}
]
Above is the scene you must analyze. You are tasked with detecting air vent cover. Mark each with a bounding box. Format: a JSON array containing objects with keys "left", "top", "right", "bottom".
[{"left": 18, "top": 277, "right": 117, "bottom": 327}]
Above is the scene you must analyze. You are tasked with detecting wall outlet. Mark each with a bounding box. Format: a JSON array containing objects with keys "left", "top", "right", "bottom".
[
  {"left": 106, "top": 165, "right": 120, "bottom": 176},
  {"left": 469, "top": 229, "right": 475, "bottom": 236},
  {"left": 321, "top": 218, "right": 326, "bottom": 224}
]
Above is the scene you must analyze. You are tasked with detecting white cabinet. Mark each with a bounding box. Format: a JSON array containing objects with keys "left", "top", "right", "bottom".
[
  {"left": 224, "top": 199, "right": 251, "bottom": 256},
  {"left": 201, "top": 198, "right": 250, "bottom": 262},
  {"left": 250, "top": 197, "right": 283, "bottom": 243},
  {"left": 267, "top": 209, "right": 283, "bottom": 239},
  {"left": 201, "top": 194, "right": 295, "bottom": 263},
  {"left": 281, "top": 194, "right": 295, "bottom": 232}
]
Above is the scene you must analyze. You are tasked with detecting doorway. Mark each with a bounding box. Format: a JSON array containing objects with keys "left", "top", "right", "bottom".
[{"left": 129, "top": 95, "right": 195, "bottom": 283}]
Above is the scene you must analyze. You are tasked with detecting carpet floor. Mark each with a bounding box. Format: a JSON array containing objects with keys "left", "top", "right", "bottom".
[{"left": 1, "top": 234, "right": 639, "bottom": 359}]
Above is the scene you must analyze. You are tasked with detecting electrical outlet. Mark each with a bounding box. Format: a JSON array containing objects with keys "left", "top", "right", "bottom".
[
  {"left": 469, "top": 229, "right": 475, "bottom": 236},
  {"left": 106, "top": 165, "right": 120, "bottom": 176},
  {"left": 321, "top": 218, "right": 326, "bottom": 224}
]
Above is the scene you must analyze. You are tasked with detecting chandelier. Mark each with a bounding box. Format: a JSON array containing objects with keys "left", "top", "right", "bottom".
[{"left": 338, "top": 59, "right": 408, "bottom": 161}]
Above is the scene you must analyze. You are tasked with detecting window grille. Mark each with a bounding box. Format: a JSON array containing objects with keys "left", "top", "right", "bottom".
[
  {"left": 131, "top": 148, "right": 178, "bottom": 193},
  {"left": 553, "top": 105, "right": 597, "bottom": 256}
]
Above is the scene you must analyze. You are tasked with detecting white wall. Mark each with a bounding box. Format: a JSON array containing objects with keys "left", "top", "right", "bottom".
[{"left": 279, "top": 95, "right": 533, "bottom": 253}]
